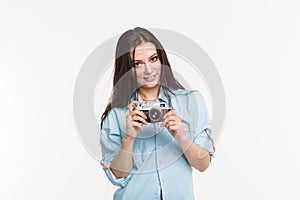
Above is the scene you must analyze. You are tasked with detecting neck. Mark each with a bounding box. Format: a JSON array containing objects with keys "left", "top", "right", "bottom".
[{"left": 138, "top": 85, "right": 160, "bottom": 101}]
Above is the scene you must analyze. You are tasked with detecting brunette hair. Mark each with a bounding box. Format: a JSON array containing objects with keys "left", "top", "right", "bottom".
[{"left": 100, "top": 27, "right": 184, "bottom": 128}]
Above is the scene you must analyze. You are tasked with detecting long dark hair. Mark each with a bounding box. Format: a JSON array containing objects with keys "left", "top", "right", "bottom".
[{"left": 100, "top": 27, "right": 184, "bottom": 128}]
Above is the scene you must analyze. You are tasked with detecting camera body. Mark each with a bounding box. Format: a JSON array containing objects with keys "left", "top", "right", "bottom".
[{"left": 134, "top": 102, "right": 171, "bottom": 123}]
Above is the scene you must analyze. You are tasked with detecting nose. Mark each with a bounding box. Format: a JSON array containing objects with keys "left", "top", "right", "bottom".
[{"left": 143, "top": 62, "right": 152, "bottom": 74}]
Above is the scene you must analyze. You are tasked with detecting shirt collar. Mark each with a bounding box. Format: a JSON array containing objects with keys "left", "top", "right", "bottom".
[
  {"left": 129, "top": 86, "right": 169, "bottom": 103},
  {"left": 157, "top": 86, "right": 169, "bottom": 103}
]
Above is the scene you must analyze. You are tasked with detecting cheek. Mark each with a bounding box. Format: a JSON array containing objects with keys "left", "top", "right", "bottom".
[
  {"left": 135, "top": 71, "right": 144, "bottom": 81},
  {"left": 132, "top": 68, "right": 141, "bottom": 78},
  {"left": 156, "top": 66, "right": 162, "bottom": 75}
]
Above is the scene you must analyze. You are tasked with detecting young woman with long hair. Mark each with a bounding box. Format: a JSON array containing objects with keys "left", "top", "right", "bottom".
[{"left": 100, "top": 27, "right": 214, "bottom": 200}]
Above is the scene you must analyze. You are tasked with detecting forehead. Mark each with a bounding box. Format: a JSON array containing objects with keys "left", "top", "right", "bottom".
[{"left": 131, "top": 42, "right": 157, "bottom": 60}]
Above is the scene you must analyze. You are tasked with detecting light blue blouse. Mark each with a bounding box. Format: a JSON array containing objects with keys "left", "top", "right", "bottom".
[{"left": 100, "top": 87, "right": 214, "bottom": 200}]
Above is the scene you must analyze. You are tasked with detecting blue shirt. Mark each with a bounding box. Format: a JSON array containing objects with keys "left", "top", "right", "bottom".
[{"left": 100, "top": 87, "right": 214, "bottom": 200}]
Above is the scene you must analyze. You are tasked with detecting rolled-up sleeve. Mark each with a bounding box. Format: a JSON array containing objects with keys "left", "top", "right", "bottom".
[
  {"left": 189, "top": 91, "right": 215, "bottom": 160},
  {"left": 100, "top": 109, "right": 135, "bottom": 187}
]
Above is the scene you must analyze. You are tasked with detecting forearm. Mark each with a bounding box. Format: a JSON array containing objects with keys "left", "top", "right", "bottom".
[
  {"left": 110, "top": 135, "right": 135, "bottom": 178},
  {"left": 175, "top": 132, "right": 210, "bottom": 172}
]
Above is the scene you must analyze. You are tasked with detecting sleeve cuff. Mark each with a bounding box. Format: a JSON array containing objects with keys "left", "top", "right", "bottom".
[
  {"left": 101, "top": 162, "right": 135, "bottom": 187},
  {"left": 193, "top": 128, "right": 216, "bottom": 161}
]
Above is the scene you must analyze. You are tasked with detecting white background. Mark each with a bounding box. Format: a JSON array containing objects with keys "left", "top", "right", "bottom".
[{"left": 1, "top": 0, "right": 300, "bottom": 199}]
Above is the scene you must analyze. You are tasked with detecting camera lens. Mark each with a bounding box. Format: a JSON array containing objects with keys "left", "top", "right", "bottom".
[{"left": 149, "top": 108, "right": 161, "bottom": 122}]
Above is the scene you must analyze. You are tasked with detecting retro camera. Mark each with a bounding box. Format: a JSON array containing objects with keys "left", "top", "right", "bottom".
[{"left": 133, "top": 102, "right": 172, "bottom": 123}]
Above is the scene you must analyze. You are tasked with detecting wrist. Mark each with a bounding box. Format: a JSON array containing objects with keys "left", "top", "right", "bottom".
[
  {"left": 120, "top": 135, "right": 135, "bottom": 152},
  {"left": 124, "top": 134, "right": 136, "bottom": 143},
  {"left": 174, "top": 130, "right": 187, "bottom": 141},
  {"left": 175, "top": 128, "right": 193, "bottom": 145}
]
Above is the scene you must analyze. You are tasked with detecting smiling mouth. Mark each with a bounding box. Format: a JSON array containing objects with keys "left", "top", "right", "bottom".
[{"left": 143, "top": 74, "right": 157, "bottom": 82}]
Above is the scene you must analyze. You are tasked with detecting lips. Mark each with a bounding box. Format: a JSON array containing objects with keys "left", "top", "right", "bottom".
[{"left": 143, "top": 74, "right": 157, "bottom": 82}]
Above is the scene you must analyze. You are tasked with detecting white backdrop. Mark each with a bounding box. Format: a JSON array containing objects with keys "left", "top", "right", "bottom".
[{"left": 1, "top": 0, "right": 300, "bottom": 199}]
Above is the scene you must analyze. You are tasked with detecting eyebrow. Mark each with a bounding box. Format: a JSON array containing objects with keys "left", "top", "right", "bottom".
[{"left": 134, "top": 53, "right": 158, "bottom": 62}]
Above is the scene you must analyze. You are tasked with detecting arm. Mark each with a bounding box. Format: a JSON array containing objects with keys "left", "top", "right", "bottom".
[
  {"left": 174, "top": 131, "right": 211, "bottom": 172},
  {"left": 161, "top": 109, "right": 213, "bottom": 172},
  {"left": 110, "top": 135, "right": 135, "bottom": 178},
  {"left": 109, "top": 101, "right": 148, "bottom": 179}
]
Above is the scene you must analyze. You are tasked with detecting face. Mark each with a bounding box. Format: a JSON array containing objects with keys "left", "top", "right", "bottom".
[{"left": 131, "top": 42, "right": 161, "bottom": 89}]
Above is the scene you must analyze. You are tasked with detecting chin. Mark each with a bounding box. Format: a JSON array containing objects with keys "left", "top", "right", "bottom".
[{"left": 140, "top": 82, "right": 160, "bottom": 89}]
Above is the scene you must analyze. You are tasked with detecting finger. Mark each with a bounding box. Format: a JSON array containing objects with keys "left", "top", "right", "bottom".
[
  {"left": 132, "top": 121, "right": 143, "bottom": 130},
  {"left": 169, "top": 123, "right": 180, "bottom": 130},
  {"left": 129, "top": 100, "right": 140, "bottom": 113},
  {"left": 168, "top": 123, "right": 181, "bottom": 134},
  {"left": 163, "top": 110, "right": 176, "bottom": 119},
  {"left": 126, "top": 114, "right": 133, "bottom": 121},
  {"left": 162, "top": 119, "right": 175, "bottom": 128},
  {"left": 166, "top": 116, "right": 177, "bottom": 122},
  {"left": 168, "top": 120, "right": 175, "bottom": 126},
  {"left": 165, "top": 123, "right": 169, "bottom": 129},
  {"left": 162, "top": 116, "right": 177, "bottom": 127},
  {"left": 132, "top": 115, "right": 149, "bottom": 124},
  {"left": 131, "top": 110, "right": 148, "bottom": 120}
]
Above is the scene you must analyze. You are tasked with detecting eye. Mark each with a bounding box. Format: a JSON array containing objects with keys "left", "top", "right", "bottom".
[
  {"left": 150, "top": 56, "right": 158, "bottom": 62},
  {"left": 134, "top": 62, "right": 143, "bottom": 67}
]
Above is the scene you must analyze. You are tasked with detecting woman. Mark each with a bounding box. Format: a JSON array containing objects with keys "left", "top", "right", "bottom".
[{"left": 100, "top": 27, "right": 215, "bottom": 200}]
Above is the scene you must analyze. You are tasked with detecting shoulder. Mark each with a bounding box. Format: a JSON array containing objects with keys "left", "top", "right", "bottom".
[
  {"left": 170, "top": 88, "right": 207, "bottom": 109},
  {"left": 109, "top": 107, "right": 128, "bottom": 115},
  {"left": 170, "top": 88, "right": 203, "bottom": 99},
  {"left": 102, "top": 107, "right": 128, "bottom": 126}
]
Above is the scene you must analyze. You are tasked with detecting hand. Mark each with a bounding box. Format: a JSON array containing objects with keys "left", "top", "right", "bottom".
[
  {"left": 160, "top": 110, "right": 182, "bottom": 137},
  {"left": 126, "top": 100, "right": 149, "bottom": 139}
]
